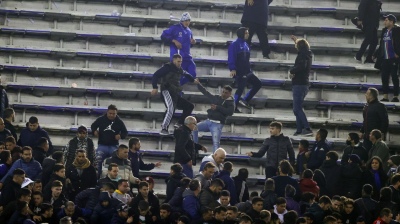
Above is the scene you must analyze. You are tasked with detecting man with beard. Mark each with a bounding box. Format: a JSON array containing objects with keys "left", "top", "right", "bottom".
[
  {"left": 0, "top": 168, "right": 25, "bottom": 206},
  {"left": 199, "top": 178, "right": 225, "bottom": 210},
  {"left": 32, "top": 137, "right": 49, "bottom": 165},
  {"left": 98, "top": 163, "right": 119, "bottom": 189},
  {"left": 130, "top": 181, "right": 160, "bottom": 222},
  {"left": 44, "top": 180, "right": 68, "bottom": 217},
  {"left": 341, "top": 133, "right": 368, "bottom": 166},
  {"left": 128, "top": 137, "right": 161, "bottom": 178},
  {"left": 64, "top": 125, "right": 95, "bottom": 171}
]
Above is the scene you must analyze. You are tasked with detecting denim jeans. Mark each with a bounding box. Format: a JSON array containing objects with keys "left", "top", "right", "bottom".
[
  {"left": 292, "top": 85, "right": 310, "bottom": 133},
  {"left": 192, "top": 119, "right": 224, "bottom": 152},
  {"left": 95, "top": 144, "right": 118, "bottom": 177},
  {"left": 181, "top": 163, "right": 194, "bottom": 178}
]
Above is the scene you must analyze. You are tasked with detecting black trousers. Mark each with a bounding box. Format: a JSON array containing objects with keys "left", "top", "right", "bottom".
[
  {"left": 381, "top": 58, "right": 399, "bottom": 96},
  {"left": 242, "top": 22, "right": 270, "bottom": 57},
  {"left": 161, "top": 90, "right": 194, "bottom": 130},
  {"left": 356, "top": 25, "right": 378, "bottom": 59}
]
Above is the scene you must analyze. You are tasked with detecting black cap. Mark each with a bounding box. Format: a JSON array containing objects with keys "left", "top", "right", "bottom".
[{"left": 384, "top": 14, "right": 397, "bottom": 23}]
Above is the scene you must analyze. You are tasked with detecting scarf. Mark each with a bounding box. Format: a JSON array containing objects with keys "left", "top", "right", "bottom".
[
  {"left": 72, "top": 157, "right": 91, "bottom": 170},
  {"left": 371, "top": 169, "right": 382, "bottom": 190}
]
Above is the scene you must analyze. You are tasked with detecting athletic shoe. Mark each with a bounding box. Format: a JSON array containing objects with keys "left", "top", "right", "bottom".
[
  {"left": 381, "top": 98, "right": 389, "bottom": 102},
  {"left": 391, "top": 98, "right": 399, "bottom": 102},
  {"left": 301, "top": 129, "right": 313, "bottom": 136},
  {"left": 354, "top": 56, "right": 362, "bottom": 63},
  {"left": 238, "top": 100, "right": 251, "bottom": 109},
  {"left": 160, "top": 129, "right": 169, "bottom": 135}
]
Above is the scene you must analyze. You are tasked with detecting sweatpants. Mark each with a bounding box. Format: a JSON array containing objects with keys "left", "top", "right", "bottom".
[{"left": 161, "top": 90, "right": 194, "bottom": 130}]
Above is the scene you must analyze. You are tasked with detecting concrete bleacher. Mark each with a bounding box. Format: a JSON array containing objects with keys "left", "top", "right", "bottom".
[{"left": 1, "top": 0, "right": 400, "bottom": 180}]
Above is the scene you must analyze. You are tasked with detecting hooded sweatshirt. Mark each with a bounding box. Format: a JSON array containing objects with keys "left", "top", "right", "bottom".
[
  {"left": 90, "top": 114, "right": 127, "bottom": 146},
  {"left": 299, "top": 178, "right": 320, "bottom": 196},
  {"left": 18, "top": 125, "right": 53, "bottom": 155},
  {"left": 182, "top": 189, "right": 201, "bottom": 220}
]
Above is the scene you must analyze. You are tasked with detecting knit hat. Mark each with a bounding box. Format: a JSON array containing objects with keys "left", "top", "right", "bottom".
[
  {"left": 349, "top": 154, "right": 361, "bottom": 164},
  {"left": 181, "top": 12, "right": 191, "bottom": 21},
  {"left": 390, "top": 155, "right": 400, "bottom": 166}
]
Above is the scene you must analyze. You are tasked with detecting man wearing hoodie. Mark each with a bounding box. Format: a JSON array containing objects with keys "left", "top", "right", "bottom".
[
  {"left": 130, "top": 181, "right": 159, "bottom": 222},
  {"left": 307, "top": 196, "right": 332, "bottom": 224},
  {"left": 341, "top": 133, "right": 368, "bottom": 166},
  {"left": 299, "top": 169, "right": 320, "bottom": 197},
  {"left": 91, "top": 104, "right": 128, "bottom": 174},
  {"left": 165, "top": 163, "right": 186, "bottom": 203},
  {"left": 192, "top": 84, "right": 235, "bottom": 152},
  {"left": 90, "top": 191, "right": 119, "bottom": 224},
  {"left": 273, "top": 197, "right": 288, "bottom": 223},
  {"left": 128, "top": 137, "right": 161, "bottom": 178},
  {"left": 307, "top": 129, "right": 331, "bottom": 171},
  {"left": 112, "top": 179, "right": 132, "bottom": 205},
  {"left": 18, "top": 116, "right": 53, "bottom": 155},
  {"left": 247, "top": 122, "right": 295, "bottom": 178},
  {"left": 75, "top": 182, "right": 115, "bottom": 213},
  {"left": 183, "top": 179, "right": 202, "bottom": 221},
  {"left": 228, "top": 27, "right": 262, "bottom": 112},
  {"left": 64, "top": 125, "right": 95, "bottom": 171},
  {"left": 216, "top": 162, "right": 238, "bottom": 205}
]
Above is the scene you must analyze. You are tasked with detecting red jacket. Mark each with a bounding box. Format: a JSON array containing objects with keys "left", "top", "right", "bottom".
[
  {"left": 373, "top": 217, "right": 388, "bottom": 224},
  {"left": 299, "top": 178, "right": 320, "bottom": 196}
]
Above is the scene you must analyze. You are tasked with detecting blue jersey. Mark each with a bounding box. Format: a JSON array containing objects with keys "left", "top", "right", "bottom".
[
  {"left": 383, "top": 29, "right": 396, "bottom": 59},
  {"left": 228, "top": 38, "right": 251, "bottom": 76},
  {"left": 161, "top": 23, "right": 193, "bottom": 60}
]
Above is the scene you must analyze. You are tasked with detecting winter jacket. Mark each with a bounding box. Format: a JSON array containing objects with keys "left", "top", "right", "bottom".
[
  {"left": 340, "top": 163, "right": 363, "bottom": 199},
  {"left": 341, "top": 209, "right": 359, "bottom": 224},
  {"left": 290, "top": 49, "right": 312, "bottom": 85},
  {"left": 341, "top": 144, "right": 369, "bottom": 165},
  {"left": 0, "top": 128, "right": 11, "bottom": 143},
  {"left": 271, "top": 175, "right": 301, "bottom": 198},
  {"left": 90, "top": 192, "right": 119, "bottom": 224},
  {"left": 307, "top": 202, "right": 326, "bottom": 224},
  {"left": 369, "top": 140, "right": 390, "bottom": 172},
  {"left": 295, "top": 151, "right": 308, "bottom": 175},
  {"left": 194, "top": 172, "right": 211, "bottom": 190},
  {"left": 199, "top": 187, "right": 220, "bottom": 210},
  {"left": 41, "top": 157, "right": 56, "bottom": 186},
  {"left": 236, "top": 200, "right": 252, "bottom": 213},
  {"left": 130, "top": 192, "right": 160, "bottom": 220},
  {"left": 260, "top": 190, "right": 277, "bottom": 210},
  {"left": 182, "top": 189, "right": 201, "bottom": 220},
  {"left": 168, "top": 187, "right": 186, "bottom": 212},
  {"left": 363, "top": 169, "right": 388, "bottom": 200},
  {"left": 165, "top": 172, "right": 186, "bottom": 203},
  {"left": 75, "top": 187, "right": 101, "bottom": 210},
  {"left": 111, "top": 214, "right": 128, "bottom": 224},
  {"left": 7, "top": 212, "right": 32, "bottom": 224},
  {"left": 102, "top": 151, "right": 139, "bottom": 184},
  {"left": 241, "top": 0, "right": 273, "bottom": 27},
  {"left": 197, "top": 83, "right": 234, "bottom": 124},
  {"left": 66, "top": 163, "right": 97, "bottom": 200},
  {"left": 228, "top": 38, "right": 251, "bottom": 76},
  {"left": 161, "top": 23, "right": 193, "bottom": 60},
  {"left": 64, "top": 136, "right": 95, "bottom": 170},
  {"left": 173, "top": 125, "right": 202, "bottom": 165},
  {"left": 128, "top": 149, "right": 155, "bottom": 178},
  {"left": 390, "top": 185, "right": 400, "bottom": 205},
  {"left": 360, "top": 99, "right": 389, "bottom": 135},
  {"left": 43, "top": 173, "right": 68, "bottom": 199},
  {"left": 0, "top": 158, "right": 42, "bottom": 183},
  {"left": 5, "top": 120, "right": 17, "bottom": 141},
  {"left": 215, "top": 170, "right": 238, "bottom": 205},
  {"left": 112, "top": 190, "right": 132, "bottom": 205},
  {"left": 152, "top": 63, "right": 195, "bottom": 94},
  {"left": 32, "top": 147, "right": 47, "bottom": 165},
  {"left": 43, "top": 193, "right": 68, "bottom": 213},
  {"left": 199, "top": 154, "right": 224, "bottom": 174},
  {"left": 307, "top": 140, "right": 330, "bottom": 170},
  {"left": 376, "top": 201, "right": 398, "bottom": 217},
  {"left": 299, "top": 178, "right": 320, "bottom": 197},
  {"left": 98, "top": 176, "right": 118, "bottom": 189},
  {"left": 250, "top": 134, "right": 295, "bottom": 169},
  {"left": 320, "top": 159, "right": 341, "bottom": 196},
  {"left": 358, "top": 0, "right": 382, "bottom": 28},
  {"left": 18, "top": 125, "right": 53, "bottom": 155},
  {"left": 0, "top": 180, "right": 20, "bottom": 206},
  {"left": 355, "top": 197, "right": 378, "bottom": 224},
  {"left": 233, "top": 175, "right": 249, "bottom": 203},
  {"left": 91, "top": 114, "right": 128, "bottom": 146}
]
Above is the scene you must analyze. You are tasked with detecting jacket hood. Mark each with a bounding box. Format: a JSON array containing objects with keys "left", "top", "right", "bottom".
[
  {"left": 99, "top": 191, "right": 112, "bottom": 203},
  {"left": 166, "top": 172, "right": 186, "bottom": 184},
  {"left": 182, "top": 188, "right": 196, "bottom": 198},
  {"left": 321, "top": 159, "right": 338, "bottom": 168}
]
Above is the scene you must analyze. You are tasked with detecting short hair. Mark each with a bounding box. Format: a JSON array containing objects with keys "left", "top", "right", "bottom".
[
  {"left": 264, "top": 178, "right": 275, "bottom": 191},
  {"left": 240, "top": 214, "right": 253, "bottom": 223},
  {"left": 65, "top": 201, "right": 75, "bottom": 208},
  {"left": 296, "top": 39, "right": 310, "bottom": 51},
  {"left": 279, "top": 160, "right": 294, "bottom": 174},
  {"left": 297, "top": 217, "right": 306, "bottom": 224},
  {"left": 348, "top": 132, "right": 360, "bottom": 144},
  {"left": 201, "top": 206, "right": 213, "bottom": 215},
  {"left": 299, "top": 139, "right": 309, "bottom": 149},
  {"left": 108, "top": 163, "right": 118, "bottom": 171},
  {"left": 172, "top": 53, "right": 182, "bottom": 59},
  {"left": 237, "top": 168, "right": 249, "bottom": 180},
  {"left": 180, "top": 177, "right": 191, "bottom": 189},
  {"left": 117, "top": 179, "right": 128, "bottom": 186},
  {"left": 380, "top": 208, "right": 392, "bottom": 218},
  {"left": 52, "top": 151, "right": 64, "bottom": 163},
  {"left": 214, "top": 206, "right": 227, "bottom": 215},
  {"left": 139, "top": 181, "right": 149, "bottom": 189},
  {"left": 303, "top": 212, "right": 315, "bottom": 220},
  {"left": 0, "top": 150, "right": 11, "bottom": 163},
  {"left": 3, "top": 108, "right": 14, "bottom": 119},
  {"left": 344, "top": 198, "right": 354, "bottom": 206},
  {"left": 285, "top": 184, "right": 296, "bottom": 198},
  {"left": 76, "top": 149, "right": 86, "bottom": 154},
  {"left": 362, "top": 184, "right": 373, "bottom": 196},
  {"left": 51, "top": 180, "right": 63, "bottom": 188},
  {"left": 223, "top": 85, "right": 233, "bottom": 92},
  {"left": 107, "top": 104, "right": 118, "bottom": 111},
  {"left": 203, "top": 162, "right": 216, "bottom": 171},
  {"left": 302, "top": 192, "right": 315, "bottom": 202},
  {"left": 270, "top": 121, "right": 282, "bottom": 130},
  {"left": 100, "top": 182, "right": 116, "bottom": 191},
  {"left": 223, "top": 162, "right": 233, "bottom": 171},
  {"left": 380, "top": 187, "right": 393, "bottom": 201},
  {"left": 221, "top": 190, "right": 230, "bottom": 197},
  {"left": 252, "top": 196, "right": 264, "bottom": 205},
  {"left": 16, "top": 200, "right": 28, "bottom": 212},
  {"left": 59, "top": 216, "right": 72, "bottom": 224},
  {"left": 189, "top": 179, "right": 201, "bottom": 191},
  {"left": 32, "top": 191, "right": 43, "bottom": 197},
  {"left": 392, "top": 174, "right": 400, "bottom": 185},
  {"left": 284, "top": 210, "right": 298, "bottom": 224},
  {"left": 128, "top": 137, "right": 140, "bottom": 148},
  {"left": 368, "top": 88, "right": 379, "bottom": 100},
  {"left": 28, "top": 116, "right": 38, "bottom": 124},
  {"left": 118, "top": 144, "right": 128, "bottom": 150},
  {"left": 53, "top": 164, "right": 65, "bottom": 173},
  {"left": 303, "top": 169, "right": 313, "bottom": 178},
  {"left": 236, "top": 27, "right": 248, "bottom": 39},
  {"left": 18, "top": 188, "right": 32, "bottom": 198},
  {"left": 21, "top": 146, "right": 32, "bottom": 153},
  {"left": 139, "top": 200, "right": 150, "bottom": 211},
  {"left": 318, "top": 129, "right": 328, "bottom": 140},
  {"left": 210, "top": 178, "right": 225, "bottom": 188},
  {"left": 5, "top": 136, "right": 16, "bottom": 144},
  {"left": 40, "top": 203, "right": 53, "bottom": 214},
  {"left": 332, "top": 195, "right": 341, "bottom": 201},
  {"left": 227, "top": 206, "right": 238, "bottom": 213},
  {"left": 326, "top": 151, "right": 339, "bottom": 161},
  {"left": 319, "top": 195, "right": 332, "bottom": 205},
  {"left": 260, "top": 210, "right": 271, "bottom": 219},
  {"left": 13, "top": 168, "right": 25, "bottom": 176},
  {"left": 276, "top": 197, "right": 287, "bottom": 205},
  {"left": 171, "top": 163, "right": 183, "bottom": 173},
  {"left": 37, "top": 137, "right": 48, "bottom": 147},
  {"left": 371, "top": 129, "right": 382, "bottom": 140},
  {"left": 323, "top": 216, "right": 337, "bottom": 224},
  {"left": 160, "top": 203, "right": 171, "bottom": 212}
]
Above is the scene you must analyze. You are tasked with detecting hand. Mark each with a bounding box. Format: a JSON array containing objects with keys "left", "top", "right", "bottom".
[
  {"left": 135, "top": 178, "right": 140, "bottom": 184},
  {"left": 126, "top": 216, "right": 134, "bottom": 224},
  {"left": 247, "top": 0, "right": 254, "bottom": 6},
  {"left": 290, "top": 35, "right": 298, "bottom": 43},
  {"left": 93, "top": 130, "right": 99, "bottom": 137},
  {"left": 201, "top": 146, "right": 207, "bottom": 153},
  {"left": 230, "top": 70, "right": 236, "bottom": 77},
  {"left": 190, "top": 38, "right": 196, "bottom": 44},
  {"left": 187, "top": 160, "right": 193, "bottom": 167},
  {"left": 151, "top": 89, "right": 158, "bottom": 96},
  {"left": 115, "top": 134, "right": 121, "bottom": 140},
  {"left": 372, "top": 55, "right": 376, "bottom": 60},
  {"left": 152, "top": 216, "right": 157, "bottom": 222},
  {"left": 193, "top": 78, "right": 200, "bottom": 84},
  {"left": 357, "top": 20, "right": 363, "bottom": 26},
  {"left": 246, "top": 152, "right": 253, "bottom": 157},
  {"left": 173, "top": 40, "right": 182, "bottom": 49},
  {"left": 210, "top": 104, "right": 217, "bottom": 110},
  {"left": 154, "top": 162, "right": 162, "bottom": 168},
  {"left": 33, "top": 216, "right": 42, "bottom": 222}
]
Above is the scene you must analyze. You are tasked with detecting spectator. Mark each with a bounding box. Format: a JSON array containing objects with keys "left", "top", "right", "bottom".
[
  {"left": 259, "top": 210, "right": 272, "bottom": 224},
  {"left": 59, "top": 216, "right": 72, "bottom": 224},
  {"left": 18, "top": 116, "right": 53, "bottom": 155},
  {"left": 174, "top": 116, "right": 206, "bottom": 178},
  {"left": 295, "top": 139, "right": 310, "bottom": 175},
  {"left": 199, "top": 148, "right": 226, "bottom": 176},
  {"left": 33, "top": 180, "right": 42, "bottom": 193},
  {"left": 5, "top": 136, "right": 18, "bottom": 161},
  {"left": 341, "top": 154, "right": 363, "bottom": 199},
  {"left": 261, "top": 178, "right": 277, "bottom": 210},
  {"left": 43, "top": 164, "right": 68, "bottom": 198},
  {"left": 273, "top": 197, "right": 288, "bottom": 223},
  {"left": 183, "top": 179, "right": 202, "bottom": 221},
  {"left": 354, "top": 184, "right": 378, "bottom": 224},
  {"left": 323, "top": 215, "right": 338, "bottom": 224},
  {"left": 144, "top": 176, "right": 155, "bottom": 194},
  {"left": 0, "top": 146, "right": 42, "bottom": 184},
  {"left": 111, "top": 204, "right": 133, "bottom": 224},
  {"left": 247, "top": 121, "right": 295, "bottom": 178},
  {"left": 151, "top": 54, "right": 196, "bottom": 135},
  {"left": 129, "top": 181, "right": 159, "bottom": 221},
  {"left": 43, "top": 180, "right": 68, "bottom": 215},
  {"left": 368, "top": 129, "right": 390, "bottom": 172},
  {"left": 300, "top": 193, "right": 316, "bottom": 216},
  {"left": 237, "top": 191, "right": 259, "bottom": 213},
  {"left": 74, "top": 182, "right": 115, "bottom": 212},
  {"left": 320, "top": 151, "right": 341, "bottom": 197},
  {"left": 228, "top": 27, "right": 262, "bottom": 112},
  {"left": 30, "top": 191, "right": 43, "bottom": 216},
  {"left": 307, "top": 129, "right": 330, "bottom": 170},
  {"left": 376, "top": 187, "right": 398, "bottom": 217},
  {"left": 0, "top": 118, "right": 11, "bottom": 143},
  {"left": 272, "top": 160, "right": 301, "bottom": 198},
  {"left": 158, "top": 203, "right": 174, "bottom": 224},
  {"left": 218, "top": 190, "right": 231, "bottom": 207},
  {"left": 195, "top": 162, "right": 215, "bottom": 190},
  {"left": 375, "top": 14, "right": 400, "bottom": 103},
  {"left": 177, "top": 215, "right": 190, "bottom": 224},
  {"left": 199, "top": 178, "right": 225, "bottom": 210},
  {"left": 98, "top": 163, "right": 119, "bottom": 189},
  {"left": 212, "top": 206, "right": 227, "bottom": 224},
  {"left": 32, "top": 137, "right": 49, "bottom": 165},
  {"left": 216, "top": 162, "right": 238, "bottom": 205},
  {"left": 193, "top": 83, "right": 234, "bottom": 152},
  {"left": 283, "top": 210, "right": 298, "bottom": 224},
  {"left": 387, "top": 155, "right": 400, "bottom": 177},
  {"left": 299, "top": 169, "right": 320, "bottom": 197},
  {"left": 240, "top": 214, "right": 254, "bottom": 224},
  {"left": 225, "top": 206, "right": 239, "bottom": 224},
  {"left": 341, "top": 199, "right": 359, "bottom": 224},
  {"left": 307, "top": 196, "right": 332, "bottom": 224},
  {"left": 91, "top": 104, "right": 128, "bottom": 173},
  {"left": 303, "top": 212, "right": 315, "bottom": 224},
  {"left": 165, "top": 163, "right": 186, "bottom": 203},
  {"left": 133, "top": 200, "right": 154, "bottom": 224},
  {"left": 363, "top": 156, "right": 388, "bottom": 200},
  {"left": 245, "top": 196, "right": 264, "bottom": 221},
  {"left": 313, "top": 169, "right": 329, "bottom": 197},
  {"left": 373, "top": 208, "right": 397, "bottom": 224},
  {"left": 341, "top": 133, "right": 368, "bottom": 166},
  {"left": 0, "top": 188, "right": 31, "bottom": 222},
  {"left": 38, "top": 203, "right": 53, "bottom": 223},
  {"left": 42, "top": 151, "right": 64, "bottom": 186},
  {"left": 361, "top": 88, "right": 389, "bottom": 151},
  {"left": 233, "top": 168, "right": 249, "bottom": 203},
  {"left": 7, "top": 200, "right": 34, "bottom": 224},
  {"left": 128, "top": 137, "right": 160, "bottom": 178},
  {"left": 297, "top": 217, "right": 307, "bottom": 224},
  {"left": 0, "top": 150, "right": 12, "bottom": 179},
  {"left": 64, "top": 125, "right": 95, "bottom": 171},
  {"left": 285, "top": 184, "right": 301, "bottom": 215},
  {"left": 66, "top": 149, "right": 97, "bottom": 201},
  {"left": 57, "top": 201, "right": 90, "bottom": 223},
  {"left": 389, "top": 174, "right": 400, "bottom": 205},
  {"left": 112, "top": 179, "right": 132, "bottom": 205},
  {"left": 168, "top": 177, "right": 191, "bottom": 213},
  {"left": 3, "top": 108, "right": 17, "bottom": 141},
  {"left": 192, "top": 207, "right": 213, "bottom": 224}
]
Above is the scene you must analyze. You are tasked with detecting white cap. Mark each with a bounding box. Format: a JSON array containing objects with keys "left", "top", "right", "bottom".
[{"left": 21, "top": 178, "right": 34, "bottom": 188}]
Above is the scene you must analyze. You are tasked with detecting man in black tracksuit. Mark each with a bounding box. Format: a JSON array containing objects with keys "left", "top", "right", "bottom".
[
  {"left": 354, "top": 0, "right": 382, "bottom": 63},
  {"left": 151, "top": 54, "right": 196, "bottom": 135},
  {"left": 360, "top": 88, "right": 389, "bottom": 152}
]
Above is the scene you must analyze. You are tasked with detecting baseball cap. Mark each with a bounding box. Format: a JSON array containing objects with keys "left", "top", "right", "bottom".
[
  {"left": 21, "top": 178, "right": 34, "bottom": 188},
  {"left": 384, "top": 14, "right": 397, "bottom": 23}
]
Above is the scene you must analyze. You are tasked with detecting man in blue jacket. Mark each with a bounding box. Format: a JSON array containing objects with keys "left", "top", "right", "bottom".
[
  {"left": 18, "top": 116, "right": 53, "bottom": 155},
  {"left": 215, "top": 162, "right": 238, "bottom": 206},
  {"left": 228, "top": 27, "right": 262, "bottom": 112},
  {"left": 161, "top": 12, "right": 197, "bottom": 86},
  {"left": 128, "top": 137, "right": 161, "bottom": 178},
  {"left": 183, "top": 179, "right": 202, "bottom": 221},
  {"left": 306, "top": 129, "right": 331, "bottom": 171}
]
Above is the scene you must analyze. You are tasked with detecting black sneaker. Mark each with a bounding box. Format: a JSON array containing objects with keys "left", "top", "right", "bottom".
[
  {"left": 234, "top": 108, "right": 242, "bottom": 113},
  {"left": 160, "top": 129, "right": 169, "bottom": 135},
  {"left": 381, "top": 98, "right": 389, "bottom": 102},
  {"left": 354, "top": 56, "right": 362, "bottom": 63},
  {"left": 238, "top": 100, "right": 251, "bottom": 109},
  {"left": 392, "top": 97, "right": 399, "bottom": 102}
]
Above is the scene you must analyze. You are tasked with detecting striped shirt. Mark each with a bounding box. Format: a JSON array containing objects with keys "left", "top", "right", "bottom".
[{"left": 383, "top": 29, "right": 396, "bottom": 59}]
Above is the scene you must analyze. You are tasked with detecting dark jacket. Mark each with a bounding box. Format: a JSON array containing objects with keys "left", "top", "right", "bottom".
[
  {"left": 0, "top": 158, "right": 42, "bottom": 183},
  {"left": 0, "top": 87, "right": 8, "bottom": 119},
  {"left": 307, "top": 202, "right": 326, "bottom": 224},
  {"left": 286, "top": 197, "right": 301, "bottom": 215},
  {"left": 0, "top": 163, "right": 10, "bottom": 180},
  {"left": 390, "top": 185, "right": 400, "bottom": 205},
  {"left": 197, "top": 83, "right": 234, "bottom": 124},
  {"left": 57, "top": 206, "right": 90, "bottom": 222},
  {"left": 290, "top": 49, "right": 312, "bottom": 85},
  {"left": 98, "top": 176, "right": 118, "bottom": 189},
  {"left": 41, "top": 157, "right": 56, "bottom": 186},
  {"left": 168, "top": 187, "right": 185, "bottom": 212},
  {"left": 173, "top": 125, "right": 203, "bottom": 165},
  {"left": 216, "top": 170, "right": 238, "bottom": 205},
  {"left": 236, "top": 200, "right": 252, "bottom": 213},
  {"left": 64, "top": 136, "right": 95, "bottom": 170},
  {"left": 18, "top": 125, "right": 53, "bottom": 155},
  {"left": 7, "top": 212, "right": 32, "bottom": 224},
  {"left": 341, "top": 209, "right": 359, "bottom": 224},
  {"left": 75, "top": 187, "right": 101, "bottom": 210},
  {"left": 233, "top": 175, "right": 249, "bottom": 203},
  {"left": 363, "top": 169, "right": 388, "bottom": 200},
  {"left": 0, "top": 180, "right": 20, "bottom": 206},
  {"left": 320, "top": 159, "right": 341, "bottom": 196},
  {"left": 91, "top": 114, "right": 127, "bottom": 146},
  {"left": 272, "top": 175, "right": 301, "bottom": 199},
  {"left": 43, "top": 193, "right": 68, "bottom": 213},
  {"left": 358, "top": 0, "right": 382, "bottom": 28},
  {"left": 341, "top": 144, "right": 368, "bottom": 165},
  {"left": 295, "top": 151, "right": 308, "bottom": 175},
  {"left": 228, "top": 38, "right": 251, "bottom": 76},
  {"left": 151, "top": 63, "right": 195, "bottom": 94},
  {"left": 245, "top": 208, "right": 261, "bottom": 221},
  {"left": 43, "top": 174, "right": 68, "bottom": 198},
  {"left": 340, "top": 163, "right": 363, "bottom": 199},
  {"left": 91, "top": 192, "right": 120, "bottom": 224},
  {"left": 355, "top": 197, "right": 378, "bottom": 224},
  {"left": 307, "top": 140, "right": 330, "bottom": 170},
  {"left": 4, "top": 120, "right": 17, "bottom": 141},
  {"left": 260, "top": 190, "right": 277, "bottom": 210},
  {"left": 369, "top": 140, "right": 390, "bottom": 172},
  {"left": 66, "top": 163, "right": 97, "bottom": 200},
  {"left": 375, "top": 25, "right": 400, "bottom": 61},
  {"left": 360, "top": 99, "right": 389, "bottom": 135},
  {"left": 251, "top": 134, "right": 295, "bottom": 168},
  {"left": 182, "top": 189, "right": 201, "bottom": 220},
  {"left": 130, "top": 192, "right": 160, "bottom": 220},
  {"left": 128, "top": 149, "right": 155, "bottom": 178},
  {"left": 199, "top": 187, "right": 220, "bottom": 210},
  {"left": 165, "top": 172, "right": 186, "bottom": 203},
  {"left": 0, "top": 128, "right": 11, "bottom": 143},
  {"left": 32, "top": 146, "right": 47, "bottom": 165},
  {"left": 241, "top": 0, "right": 273, "bottom": 27},
  {"left": 111, "top": 214, "right": 127, "bottom": 224}
]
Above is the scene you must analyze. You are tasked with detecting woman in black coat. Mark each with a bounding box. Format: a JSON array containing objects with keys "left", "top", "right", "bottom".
[{"left": 363, "top": 156, "right": 388, "bottom": 200}]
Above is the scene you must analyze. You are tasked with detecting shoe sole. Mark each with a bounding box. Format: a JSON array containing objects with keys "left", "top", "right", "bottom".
[
  {"left": 160, "top": 132, "right": 170, "bottom": 135},
  {"left": 354, "top": 57, "right": 361, "bottom": 62}
]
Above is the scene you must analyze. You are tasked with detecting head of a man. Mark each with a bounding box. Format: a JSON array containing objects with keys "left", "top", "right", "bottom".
[
  {"left": 252, "top": 196, "right": 264, "bottom": 213},
  {"left": 184, "top": 116, "right": 197, "bottom": 131},
  {"left": 316, "top": 129, "right": 328, "bottom": 142},
  {"left": 77, "top": 125, "right": 88, "bottom": 140},
  {"left": 53, "top": 164, "right": 66, "bottom": 178},
  {"left": 239, "top": 214, "right": 253, "bottom": 224},
  {"left": 209, "top": 178, "right": 224, "bottom": 194},
  {"left": 269, "top": 122, "right": 282, "bottom": 136},
  {"left": 201, "top": 207, "right": 213, "bottom": 221},
  {"left": 319, "top": 196, "right": 332, "bottom": 211},
  {"left": 214, "top": 148, "right": 226, "bottom": 165},
  {"left": 21, "top": 146, "right": 33, "bottom": 163},
  {"left": 236, "top": 27, "right": 249, "bottom": 40},
  {"left": 180, "top": 12, "right": 191, "bottom": 28},
  {"left": 40, "top": 203, "right": 53, "bottom": 219},
  {"left": 214, "top": 206, "right": 227, "bottom": 222},
  {"left": 331, "top": 196, "right": 343, "bottom": 212},
  {"left": 5, "top": 136, "right": 16, "bottom": 151},
  {"left": 365, "top": 88, "right": 378, "bottom": 103},
  {"left": 139, "top": 200, "right": 150, "bottom": 216},
  {"left": 221, "top": 85, "right": 233, "bottom": 100},
  {"left": 172, "top": 53, "right": 183, "bottom": 69},
  {"left": 32, "top": 191, "right": 43, "bottom": 206},
  {"left": 117, "top": 179, "right": 130, "bottom": 194},
  {"left": 28, "top": 116, "right": 39, "bottom": 132},
  {"left": 18, "top": 188, "right": 32, "bottom": 203},
  {"left": 189, "top": 179, "right": 201, "bottom": 196},
  {"left": 160, "top": 203, "right": 171, "bottom": 220},
  {"left": 219, "top": 190, "right": 231, "bottom": 207},
  {"left": 106, "top": 104, "right": 118, "bottom": 121},
  {"left": 75, "top": 149, "right": 87, "bottom": 165},
  {"left": 139, "top": 181, "right": 149, "bottom": 198},
  {"left": 0, "top": 118, "right": 5, "bottom": 132},
  {"left": 344, "top": 199, "right": 355, "bottom": 215},
  {"left": 12, "top": 168, "right": 26, "bottom": 185},
  {"left": 383, "top": 14, "right": 396, "bottom": 29},
  {"left": 117, "top": 144, "right": 129, "bottom": 160},
  {"left": 4, "top": 108, "right": 15, "bottom": 122},
  {"left": 107, "top": 163, "right": 119, "bottom": 180},
  {"left": 129, "top": 137, "right": 141, "bottom": 152},
  {"left": 202, "top": 162, "right": 216, "bottom": 179},
  {"left": 64, "top": 201, "right": 76, "bottom": 217},
  {"left": 37, "top": 137, "right": 49, "bottom": 152},
  {"left": 369, "top": 129, "right": 382, "bottom": 143},
  {"left": 275, "top": 197, "right": 287, "bottom": 214},
  {"left": 51, "top": 180, "right": 63, "bottom": 198},
  {"left": 100, "top": 182, "right": 116, "bottom": 195},
  {"left": 226, "top": 206, "right": 238, "bottom": 221},
  {"left": 346, "top": 133, "right": 360, "bottom": 147}
]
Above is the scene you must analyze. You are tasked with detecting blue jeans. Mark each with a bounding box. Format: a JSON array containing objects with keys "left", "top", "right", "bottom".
[
  {"left": 292, "top": 85, "right": 310, "bottom": 133},
  {"left": 95, "top": 144, "right": 118, "bottom": 177},
  {"left": 181, "top": 163, "right": 193, "bottom": 178},
  {"left": 192, "top": 119, "right": 223, "bottom": 152}
]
